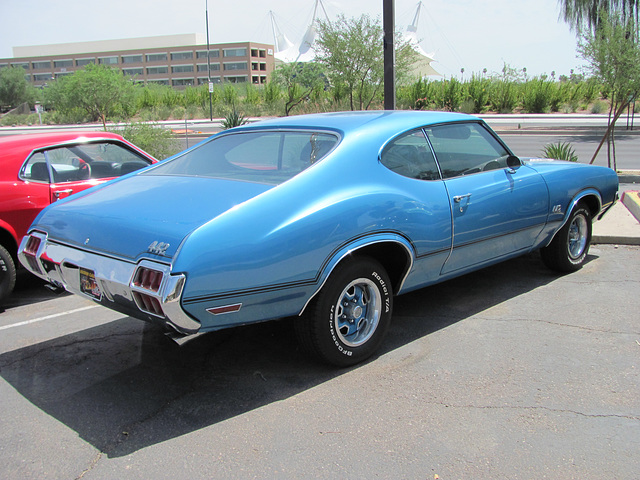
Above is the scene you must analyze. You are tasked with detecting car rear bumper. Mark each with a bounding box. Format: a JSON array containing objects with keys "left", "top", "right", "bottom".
[{"left": 18, "top": 231, "right": 201, "bottom": 335}]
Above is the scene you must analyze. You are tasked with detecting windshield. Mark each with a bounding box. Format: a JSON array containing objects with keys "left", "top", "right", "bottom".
[{"left": 147, "top": 130, "right": 338, "bottom": 185}]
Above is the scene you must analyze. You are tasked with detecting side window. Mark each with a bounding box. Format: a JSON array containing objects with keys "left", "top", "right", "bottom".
[
  {"left": 380, "top": 129, "right": 440, "bottom": 180},
  {"left": 20, "top": 142, "right": 152, "bottom": 183},
  {"left": 424, "top": 123, "right": 510, "bottom": 179},
  {"left": 21, "top": 152, "right": 51, "bottom": 183}
]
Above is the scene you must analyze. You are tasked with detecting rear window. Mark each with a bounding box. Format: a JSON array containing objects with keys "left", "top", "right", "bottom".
[{"left": 147, "top": 130, "right": 338, "bottom": 185}]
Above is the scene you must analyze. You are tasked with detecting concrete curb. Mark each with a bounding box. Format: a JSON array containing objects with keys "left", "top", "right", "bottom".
[
  {"left": 618, "top": 170, "right": 640, "bottom": 184},
  {"left": 621, "top": 191, "right": 640, "bottom": 222}
]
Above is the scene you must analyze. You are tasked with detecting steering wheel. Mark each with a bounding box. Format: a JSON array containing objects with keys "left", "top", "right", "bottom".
[{"left": 77, "top": 160, "right": 91, "bottom": 180}]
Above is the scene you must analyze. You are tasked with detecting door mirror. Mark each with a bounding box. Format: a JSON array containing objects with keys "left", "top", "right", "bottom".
[{"left": 506, "top": 155, "right": 521, "bottom": 169}]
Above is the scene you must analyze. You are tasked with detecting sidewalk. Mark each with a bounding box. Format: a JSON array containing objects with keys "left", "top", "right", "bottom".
[{"left": 592, "top": 184, "right": 640, "bottom": 245}]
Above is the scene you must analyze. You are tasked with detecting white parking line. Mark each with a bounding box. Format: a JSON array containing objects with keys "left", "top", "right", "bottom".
[{"left": 0, "top": 305, "right": 99, "bottom": 331}]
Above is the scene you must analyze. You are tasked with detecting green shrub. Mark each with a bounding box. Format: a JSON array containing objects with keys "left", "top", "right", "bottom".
[
  {"left": 591, "top": 100, "right": 606, "bottom": 114},
  {"left": 465, "top": 74, "right": 490, "bottom": 113},
  {"left": 521, "top": 78, "right": 553, "bottom": 113},
  {"left": 110, "top": 122, "right": 181, "bottom": 160},
  {"left": 489, "top": 80, "right": 517, "bottom": 113},
  {"left": 221, "top": 106, "right": 248, "bottom": 129},
  {"left": 541, "top": 141, "right": 578, "bottom": 162}
]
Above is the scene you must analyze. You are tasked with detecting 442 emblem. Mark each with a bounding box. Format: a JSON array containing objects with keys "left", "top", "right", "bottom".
[{"left": 148, "top": 241, "right": 170, "bottom": 256}]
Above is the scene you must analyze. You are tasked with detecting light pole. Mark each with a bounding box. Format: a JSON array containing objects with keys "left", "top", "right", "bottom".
[
  {"left": 206, "top": 0, "right": 213, "bottom": 121},
  {"left": 383, "top": 0, "right": 395, "bottom": 110}
]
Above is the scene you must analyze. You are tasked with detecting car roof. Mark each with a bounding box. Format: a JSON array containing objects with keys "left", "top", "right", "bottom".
[
  {"left": 232, "top": 110, "right": 480, "bottom": 140},
  {"left": 0, "top": 131, "right": 126, "bottom": 151}
]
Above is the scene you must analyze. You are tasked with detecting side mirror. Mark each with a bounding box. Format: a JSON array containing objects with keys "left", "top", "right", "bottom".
[{"left": 506, "top": 155, "right": 521, "bottom": 169}]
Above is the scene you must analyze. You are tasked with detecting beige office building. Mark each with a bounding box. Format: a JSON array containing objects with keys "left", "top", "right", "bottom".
[{"left": 0, "top": 34, "right": 275, "bottom": 87}]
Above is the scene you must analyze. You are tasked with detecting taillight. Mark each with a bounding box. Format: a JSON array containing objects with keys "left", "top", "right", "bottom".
[
  {"left": 132, "top": 291, "right": 164, "bottom": 316},
  {"left": 133, "top": 266, "right": 163, "bottom": 292},
  {"left": 24, "top": 236, "right": 41, "bottom": 256},
  {"left": 23, "top": 235, "right": 43, "bottom": 272}
]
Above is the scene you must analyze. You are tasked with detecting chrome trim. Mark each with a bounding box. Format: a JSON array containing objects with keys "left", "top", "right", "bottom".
[
  {"left": 298, "top": 237, "right": 414, "bottom": 316},
  {"left": 18, "top": 235, "right": 200, "bottom": 334},
  {"left": 543, "top": 189, "right": 603, "bottom": 247}
]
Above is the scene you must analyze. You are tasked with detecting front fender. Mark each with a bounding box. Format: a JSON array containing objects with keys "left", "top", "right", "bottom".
[{"left": 540, "top": 188, "right": 603, "bottom": 248}]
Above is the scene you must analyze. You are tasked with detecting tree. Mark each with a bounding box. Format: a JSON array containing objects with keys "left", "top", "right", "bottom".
[
  {"left": 579, "top": 13, "right": 640, "bottom": 168},
  {"left": 315, "top": 14, "right": 416, "bottom": 111},
  {"left": 0, "top": 66, "right": 33, "bottom": 108},
  {"left": 271, "top": 62, "right": 326, "bottom": 115},
  {"left": 45, "top": 64, "right": 136, "bottom": 129},
  {"left": 560, "top": 0, "right": 639, "bottom": 36}
]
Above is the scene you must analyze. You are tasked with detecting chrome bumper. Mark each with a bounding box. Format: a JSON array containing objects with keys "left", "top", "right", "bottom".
[{"left": 18, "top": 231, "right": 201, "bottom": 335}]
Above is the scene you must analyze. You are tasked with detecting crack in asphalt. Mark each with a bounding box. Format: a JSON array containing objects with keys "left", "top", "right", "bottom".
[
  {"left": 487, "top": 317, "right": 639, "bottom": 335},
  {"left": 75, "top": 452, "right": 103, "bottom": 480},
  {"left": 435, "top": 402, "right": 640, "bottom": 422}
]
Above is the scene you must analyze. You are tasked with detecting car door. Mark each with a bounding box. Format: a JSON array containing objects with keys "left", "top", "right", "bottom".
[
  {"left": 379, "top": 129, "right": 453, "bottom": 288},
  {"left": 424, "top": 122, "right": 549, "bottom": 275}
]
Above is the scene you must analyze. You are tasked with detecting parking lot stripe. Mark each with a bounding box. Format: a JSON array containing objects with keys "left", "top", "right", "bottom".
[{"left": 0, "top": 305, "right": 98, "bottom": 331}]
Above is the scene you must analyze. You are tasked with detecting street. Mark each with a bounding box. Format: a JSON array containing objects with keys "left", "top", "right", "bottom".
[{"left": 1, "top": 245, "right": 638, "bottom": 479}]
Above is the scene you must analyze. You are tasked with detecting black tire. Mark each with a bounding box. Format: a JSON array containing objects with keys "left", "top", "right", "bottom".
[
  {"left": 541, "top": 205, "right": 592, "bottom": 273},
  {"left": 0, "top": 244, "right": 17, "bottom": 305},
  {"left": 295, "top": 256, "right": 393, "bottom": 367}
]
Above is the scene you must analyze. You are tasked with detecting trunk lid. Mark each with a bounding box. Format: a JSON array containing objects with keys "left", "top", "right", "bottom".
[{"left": 32, "top": 174, "right": 273, "bottom": 260}]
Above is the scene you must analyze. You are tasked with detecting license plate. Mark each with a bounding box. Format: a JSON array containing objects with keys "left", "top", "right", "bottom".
[{"left": 80, "top": 268, "right": 102, "bottom": 300}]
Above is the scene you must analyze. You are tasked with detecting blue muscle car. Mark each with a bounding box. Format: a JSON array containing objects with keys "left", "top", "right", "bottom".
[{"left": 19, "top": 111, "right": 618, "bottom": 366}]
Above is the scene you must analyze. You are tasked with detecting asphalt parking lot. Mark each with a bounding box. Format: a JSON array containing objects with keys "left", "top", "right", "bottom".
[{"left": 0, "top": 244, "right": 638, "bottom": 479}]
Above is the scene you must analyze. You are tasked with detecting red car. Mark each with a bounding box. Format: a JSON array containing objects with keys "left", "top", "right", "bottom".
[{"left": 0, "top": 131, "right": 157, "bottom": 302}]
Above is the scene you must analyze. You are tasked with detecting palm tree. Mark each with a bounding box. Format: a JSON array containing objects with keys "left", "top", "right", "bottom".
[{"left": 559, "top": 0, "right": 639, "bottom": 33}]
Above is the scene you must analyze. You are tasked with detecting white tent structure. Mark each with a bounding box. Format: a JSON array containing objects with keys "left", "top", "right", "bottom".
[
  {"left": 271, "top": 0, "right": 328, "bottom": 64},
  {"left": 404, "top": 2, "right": 441, "bottom": 77},
  {"left": 271, "top": 0, "right": 440, "bottom": 77}
]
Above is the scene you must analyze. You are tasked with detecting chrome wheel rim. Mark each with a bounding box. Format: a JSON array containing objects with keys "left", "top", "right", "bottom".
[
  {"left": 334, "top": 278, "right": 381, "bottom": 347},
  {"left": 568, "top": 214, "right": 588, "bottom": 259}
]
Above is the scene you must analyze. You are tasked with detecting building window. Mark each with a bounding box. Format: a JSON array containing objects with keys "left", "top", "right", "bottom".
[
  {"left": 55, "top": 72, "right": 73, "bottom": 79},
  {"left": 123, "top": 68, "right": 143, "bottom": 76},
  {"left": 172, "top": 78, "right": 194, "bottom": 86},
  {"left": 260, "top": 63, "right": 267, "bottom": 71},
  {"left": 146, "top": 53, "right": 168, "bottom": 62},
  {"left": 98, "top": 56, "right": 119, "bottom": 65},
  {"left": 198, "top": 76, "right": 221, "bottom": 85},
  {"left": 197, "top": 63, "right": 220, "bottom": 72},
  {"left": 223, "top": 48, "right": 247, "bottom": 57},
  {"left": 11, "top": 62, "right": 30, "bottom": 70},
  {"left": 33, "top": 73, "right": 53, "bottom": 81},
  {"left": 122, "top": 54, "right": 143, "bottom": 64},
  {"left": 32, "top": 61, "right": 51, "bottom": 70},
  {"left": 196, "top": 50, "right": 220, "bottom": 59},
  {"left": 259, "top": 49, "right": 267, "bottom": 58},
  {"left": 171, "top": 51, "right": 193, "bottom": 61},
  {"left": 172, "top": 65, "right": 194, "bottom": 73},
  {"left": 251, "top": 49, "right": 258, "bottom": 57},
  {"left": 54, "top": 59, "right": 74, "bottom": 68},
  {"left": 224, "top": 75, "right": 247, "bottom": 83},
  {"left": 223, "top": 62, "right": 247, "bottom": 71},
  {"left": 147, "top": 66, "right": 169, "bottom": 75},
  {"left": 0, "top": 63, "right": 7, "bottom": 69},
  {"left": 76, "top": 58, "right": 95, "bottom": 67},
  {"left": 147, "top": 79, "right": 169, "bottom": 85}
]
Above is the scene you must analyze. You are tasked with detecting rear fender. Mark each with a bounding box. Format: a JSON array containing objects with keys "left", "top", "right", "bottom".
[{"left": 298, "top": 232, "right": 414, "bottom": 316}]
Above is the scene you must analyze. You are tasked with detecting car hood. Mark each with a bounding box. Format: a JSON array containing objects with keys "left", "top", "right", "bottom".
[{"left": 31, "top": 174, "right": 273, "bottom": 261}]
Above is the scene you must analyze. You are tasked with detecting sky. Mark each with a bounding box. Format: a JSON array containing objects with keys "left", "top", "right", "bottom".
[{"left": 0, "top": 0, "right": 584, "bottom": 78}]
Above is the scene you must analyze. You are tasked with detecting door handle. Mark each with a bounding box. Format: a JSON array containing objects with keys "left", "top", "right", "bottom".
[
  {"left": 453, "top": 193, "right": 472, "bottom": 203},
  {"left": 54, "top": 189, "right": 73, "bottom": 199}
]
